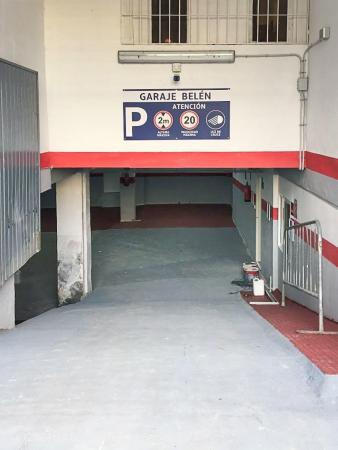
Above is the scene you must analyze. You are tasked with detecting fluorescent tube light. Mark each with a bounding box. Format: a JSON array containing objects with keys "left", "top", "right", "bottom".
[{"left": 118, "top": 50, "right": 235, "bottom": 64}]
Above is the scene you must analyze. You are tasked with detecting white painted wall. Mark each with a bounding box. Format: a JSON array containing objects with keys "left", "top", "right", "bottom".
[
  {"left": 232, "top": 172, "right": 257, "bottom": 261},
  {"left": 278, "top": 176, "right": 338, "bottom": 321},
  {"left": 0, "top": 276, "right": 15, "bottom": 329},
  {"left": 307, "top": 0, "right": 338, "bottom": 159},
  {"left": 0, "top": 0, "right": 48, "bottom": 150},
  {"left": 233, "top": 171, "right": 279, "bottom": 290},
  {"left": 279, "top": 177, "right": 338, "bottom": 249},
  {"left": 234, "top": 169, "right": 338, "bottom": 317},
  {"left": 44, "top": 0, "right": 305, "bottom": 154}
]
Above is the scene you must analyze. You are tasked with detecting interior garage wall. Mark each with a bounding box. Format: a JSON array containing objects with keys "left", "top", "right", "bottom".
[
  {"left": 259, "top": 172, "right": 275, "bottom": 286},
  {"left": 232, "top": 171, "right": 277, "bottom": 286},
  {"left": 278, "top": 169, "right": 337, "bottom": 208},
  {"left": 90, "top": 173, "right": 233, "bottom": 207},
  {"left": 232, "top": 173, "right": 256, "bottom": 260},
  {"left": 140, "top": 175, "right": 232, "bottom": 206},
  {"left": 275, "top": 1, "right": 338, "bottom": 321},
  {"left": 278, "top": 176, "right": 338, "bottom": 322}
]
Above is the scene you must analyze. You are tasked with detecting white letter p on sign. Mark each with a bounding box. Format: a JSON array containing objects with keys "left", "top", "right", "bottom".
[{"left": 125, "top": 107, "right": 148, "bottom": 137}]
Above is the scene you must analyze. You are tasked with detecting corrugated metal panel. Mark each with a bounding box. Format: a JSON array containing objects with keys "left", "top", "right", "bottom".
[{"left": 0, "top": 60, "right": 40, "bottom": 287}]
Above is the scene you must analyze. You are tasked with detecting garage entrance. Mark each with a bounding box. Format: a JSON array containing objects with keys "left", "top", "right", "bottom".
[{"left": 89, "top": 170, "right": 244, "bottom": 291}]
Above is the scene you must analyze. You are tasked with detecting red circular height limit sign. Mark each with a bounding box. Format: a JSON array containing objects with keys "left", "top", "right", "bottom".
[{"left": 153, "top": 111, "right": 173, "bottom": 131}]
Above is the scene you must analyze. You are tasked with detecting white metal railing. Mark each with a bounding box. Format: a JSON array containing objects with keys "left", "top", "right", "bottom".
[
  {"left": 121, "top": 0, "right": 309, "bottom": 45},
  {"left": 282, "top": 220, "right": 338, "bottom": 335}
]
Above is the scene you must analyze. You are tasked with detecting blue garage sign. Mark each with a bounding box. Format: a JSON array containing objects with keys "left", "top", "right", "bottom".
[{"left": 123, "top": 88, "right": 230, "bottom": 140}]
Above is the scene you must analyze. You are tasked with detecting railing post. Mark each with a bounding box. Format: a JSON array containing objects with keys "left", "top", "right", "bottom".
[
  {"left": 281, "top": 283, "right": 286, "bottom": 307},
  {"left": 317, "top": 222, "right": 324, "bottom": 333},
  {"left": 282, "top": 219, "right": 338, "bottom": 335},
  {"left": 282, "top": 229, "right": 287, "bottom": 307}
]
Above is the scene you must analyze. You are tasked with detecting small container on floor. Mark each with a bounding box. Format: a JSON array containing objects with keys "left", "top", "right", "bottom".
[
  {"left": 253, "top": 278, "right": 265, "bottom": 296},
  {"left": 243, "top": 263, "right": 259, "bottom": 282}
]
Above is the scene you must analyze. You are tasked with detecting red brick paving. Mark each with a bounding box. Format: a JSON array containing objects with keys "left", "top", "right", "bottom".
[
  {"left": 42, "top": 204, "right": 234, "bottom": 232},
  {"left": 242, "top": 291, "right": 338, "bottom": 375}
]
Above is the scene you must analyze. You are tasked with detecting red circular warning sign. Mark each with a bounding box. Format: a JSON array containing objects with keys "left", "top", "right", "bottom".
[
  {"left": 153, "top": 111, "right": 174, "bottom": 131},
  {"left": 180, "top": 111, "right": 199, "bottom": 130}
]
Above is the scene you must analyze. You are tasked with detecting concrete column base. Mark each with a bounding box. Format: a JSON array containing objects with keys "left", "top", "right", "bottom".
[
  {"left": 0, "top": 276, "right": 15, "bottom": 329},
  {"left": 56, "top": 172, "right": 92, "bottom": 306}
]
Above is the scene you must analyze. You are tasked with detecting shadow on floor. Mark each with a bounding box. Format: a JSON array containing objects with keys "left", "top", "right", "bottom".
[
  {"left": 41, "top": 204, "right": 234, "bottom": 231},
  {"left": 15, "top": 232, "right": 58, "bottom": 323},
  {"left": 16, "top": 205, "right": 237, "bottom": 323}
]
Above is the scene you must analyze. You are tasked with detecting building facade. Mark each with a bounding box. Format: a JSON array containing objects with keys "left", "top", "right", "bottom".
[{"left": 0, "top": 0, "right": 337, "bottom": 327}]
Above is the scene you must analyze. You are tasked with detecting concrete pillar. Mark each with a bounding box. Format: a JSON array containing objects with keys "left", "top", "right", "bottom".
[
  {"left": 56, "top": 172, "right": 92, "bottom": 306},
  {"left": 0, "top": 276, "right": 15, "bottom": 329},
  {"left": 120, "top": 175, "right": 136, "bottom": 222},
  {"left": 272, "top": 174, "right": 280, "bottom": 290}
]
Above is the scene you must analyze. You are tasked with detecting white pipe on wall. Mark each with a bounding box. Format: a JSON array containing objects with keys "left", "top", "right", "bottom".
[{"left": 237, "top": 33, "right": 329, "bottom": 171}]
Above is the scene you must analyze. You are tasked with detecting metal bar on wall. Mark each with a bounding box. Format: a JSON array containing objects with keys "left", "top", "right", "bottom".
[
  {"left": 216, "top": 0, "right": 220, "bottom": 43},
  {"left": 226, "top": 0, "right": 229, "bottom": 43},
  {"left": 256, "top": 0, "right": 260, "bottom": 42},
  {"left": 277, "top": 0, "right": 280, "bottom": 42},
  {"left": 169, "top": 0, "right": 171, "bottom": 42},
  {"left": 179, "top": 0, "right": 181, "bottom": 43},
  {"left": 159, "top": 0, "right": 162, "bottom": 42},
  {"left": 267, "top": 0, "right": 270, "bottom": 42}
]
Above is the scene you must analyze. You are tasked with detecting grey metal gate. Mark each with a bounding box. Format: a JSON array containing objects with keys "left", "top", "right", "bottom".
[
  {"left": 0, "top": 59, "right": 40, "bottom": 287},
  {"left": 282, "top": 220, "right": 338, "bottom": 335}
]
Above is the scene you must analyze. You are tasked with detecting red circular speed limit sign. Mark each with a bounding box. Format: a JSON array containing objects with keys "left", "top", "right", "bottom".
[
  {"left": 153, "top": 111, "right": 174, "bottom": 131},
  {"left": 180, "top": 111, "right": 199, "bottom": 131}
]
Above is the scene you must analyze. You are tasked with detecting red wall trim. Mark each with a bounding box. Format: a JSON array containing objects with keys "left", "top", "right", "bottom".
[
  {"left": 234, "top": 180, "right": 338, "bottom": 267},
  {"left": 41, "top": 151, "right": 338, "bottom": 180},
  {"left": 323, "top": 239, "right": 338, "bottom": 268},
  {"left": 40, "top": 151, "right": 299, "bottom": 169},
  {"left": 271, "top": 207, "right": 279, "bottom": 221},
  {"left": 233, "top": 178, "right": 279, "bottom": 220},
  {"left": 232, "top": 178, "right": 246, "bottom": 193},
  {"left": 261, "top": 199, "right": 269, "bottom": 213},
  {"left": 306, "top": 152, "right": 338, "bottom": 180}
]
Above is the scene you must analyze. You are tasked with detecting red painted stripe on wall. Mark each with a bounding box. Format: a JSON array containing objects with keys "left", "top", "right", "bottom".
[
  {"left": 261, "top": 199, "right": 279, "bottom": 219},
  {"left": 306, "top": 152, "right": 338, "bottom": 180},
  {"left": 271, "top": 208, "right": 279, "bottom": 221},
  {"left": 261, "top": 199, "right": 269, "bottom": 213},
  {"left": 40, "top": 151, "right": 300, "bottom": 169},
  {"left": 323, "top": 239, "right": 338, "bottom": 268},
  {"left": 40, "top": 151, "right": 338, "bottom": 180},
  {"left": 234, "top": 184, "right": 338, "bottom": 267},
  {"left": 293, "top": 223, "right": 338, "bottom": 269},
  {"left": 232, "top": 178, "right": 246, "bottom": 193},
  {"left": 233, "top": 178, "right": 278, "bottom": 220}
]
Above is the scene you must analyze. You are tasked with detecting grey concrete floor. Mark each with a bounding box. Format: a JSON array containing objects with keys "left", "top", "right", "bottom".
[{"left": 1, "top": 228, "right": 338, "bottom": 449}]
